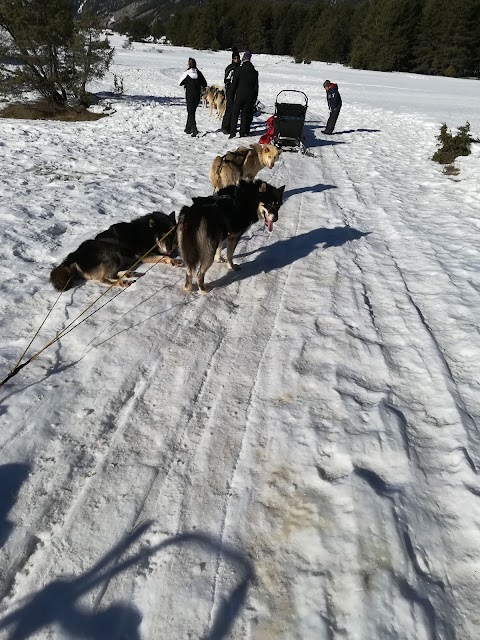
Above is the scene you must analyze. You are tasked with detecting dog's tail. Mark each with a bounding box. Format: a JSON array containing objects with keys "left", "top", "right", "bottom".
[
  {"left": 209, "top": 155, "right": 223, "bottom": 191},
  {"left": 50, "top": 261, "right": 77, "bottom": 291},
  {"left": 177, "top": 207, "right": 200, "bottom": 272}
]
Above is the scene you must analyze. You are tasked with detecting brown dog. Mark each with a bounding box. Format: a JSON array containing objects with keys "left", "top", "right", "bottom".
[
  {"left": 213, "top": 88, "right": 226, "bottom": 119},
  {"left": 203, "top": 85, "right": 223, "bottom": 116},
  {"left": 209, "top": 143, "right": 282, "bottom": 191}
]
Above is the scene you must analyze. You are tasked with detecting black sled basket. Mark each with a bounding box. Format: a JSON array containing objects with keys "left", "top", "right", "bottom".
[{"left": 273, "top": 90, "right": 308, "bottom": 153}]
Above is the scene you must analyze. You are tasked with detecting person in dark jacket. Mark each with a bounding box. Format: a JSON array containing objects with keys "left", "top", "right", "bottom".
[
  {"left": 178, "top": 58, "right": 207, "bottom": 137},
  {"left": 221, "top": 49, "right": 241, "bottom": 134},
  {"left": 229, "top": 50, "right": 259, "bottom": 139},
  {"left": 322, "top": 80, "right": 342, "bottom": 134}
]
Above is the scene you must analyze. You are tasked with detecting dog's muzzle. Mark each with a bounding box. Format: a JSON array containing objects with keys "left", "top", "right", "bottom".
[{"left": 260, "top": 205, "right": 278, "bottom": 233}]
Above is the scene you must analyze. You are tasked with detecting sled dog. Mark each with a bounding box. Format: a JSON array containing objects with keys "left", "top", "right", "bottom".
[
  {"left": 200, "top": 86, "right": 208, "bottom": 108},
  {"left": 178, "top": 180, "right": 285, "bottom": 293},
  {"left": 50, "top": 212, "right": 181, "bottom": 290},
  {"left": 209, "top": 143, "right": 282, "bottom": 191},
  {"left": 203, "top": 85, "right": 223, "bottom": 115},
  {"left": 213, "top": 88, "right": 226, "bottom": 119}
]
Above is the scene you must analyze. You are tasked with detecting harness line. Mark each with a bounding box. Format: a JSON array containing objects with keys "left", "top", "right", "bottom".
[
  {"left": 0, "top": 226, "right": 176, "bottom": 388},
  {"left": 11, "top": 277, "right": 72, "bottom": 373}
]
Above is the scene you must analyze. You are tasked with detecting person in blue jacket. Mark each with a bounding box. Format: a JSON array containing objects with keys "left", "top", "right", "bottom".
[
  {"left": 178, "top": 58, "right": 207, "bottom": 137},
  {"left": 322, "top": 80, "right": 342, "bottom": 134}
]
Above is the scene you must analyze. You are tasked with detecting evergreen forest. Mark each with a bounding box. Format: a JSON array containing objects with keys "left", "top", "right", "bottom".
[{"left": 119, "top": 0, "right": 480, "bottom": 78}]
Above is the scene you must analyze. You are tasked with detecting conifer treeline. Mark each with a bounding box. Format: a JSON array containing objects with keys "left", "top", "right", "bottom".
[{"left": 163, "top": 0, "right": 480, "bottom": 78}]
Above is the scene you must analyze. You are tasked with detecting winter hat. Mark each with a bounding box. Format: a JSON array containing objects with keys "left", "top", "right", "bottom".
[{"left": 242, "top": 50, "right": 252, "bottom": 62}]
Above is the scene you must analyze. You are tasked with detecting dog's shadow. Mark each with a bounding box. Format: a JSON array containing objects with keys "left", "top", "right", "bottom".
[{"left": 213, "top": 226, "right": 370, "bottom": 289}]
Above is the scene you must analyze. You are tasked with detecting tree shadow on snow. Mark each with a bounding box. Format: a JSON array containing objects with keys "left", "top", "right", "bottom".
[
  {"left": 0, "top": 463, "right": 31, "bottom": 549},
  {"left": 0, "top": 521, "right": 254, "bottom": 640},
  {"left": 96, "top": 92, "right": 184, "bottom": 107},
  {"left": 214, "top": 226, "right": 370, "bottom": 289},
  {"left": 334, "top": 129, "right": 381, "bottom": 135}
]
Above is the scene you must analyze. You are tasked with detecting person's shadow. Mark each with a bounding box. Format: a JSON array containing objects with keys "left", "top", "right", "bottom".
[
  {"left": 0, "top": 463, "right": 31, "bottom": 549},
  {"left": 214, "top": 225, "right": 370, "bottom": 289},
  {"left": 0, "top": 522, "right": 254, "bottom": 640},
  {"left": 304, "top": 128, "right": 346, "bottom": 148}
]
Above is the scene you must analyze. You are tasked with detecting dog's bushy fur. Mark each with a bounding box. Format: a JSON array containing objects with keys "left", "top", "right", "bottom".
[
  {"left": 209, "top": 143, "right": 281, "bottom": 191},
  {"left": 50, "top": 212, "right": 180, "bottom": 291},
  {"left": 213, "top": 88, "right": 226, "bottom": 119},
  {"left": 203, "top": 85, "right": 224, "bottom": 116},
  {"left": 178, "top": 180, "right": 285, "bottom": 293}
]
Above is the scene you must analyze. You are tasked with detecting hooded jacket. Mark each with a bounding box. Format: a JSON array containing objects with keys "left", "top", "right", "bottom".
[
  {"left": 326, "top": 83, "right": 342, "bottom": 111},
  {"left": 179, "top": 67, "right": 207, "bottom": 105}
]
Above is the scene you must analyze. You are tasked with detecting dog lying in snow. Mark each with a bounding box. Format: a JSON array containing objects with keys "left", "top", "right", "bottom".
[{"left": 50, "top": 212, "right": 181, "bottom": 290}]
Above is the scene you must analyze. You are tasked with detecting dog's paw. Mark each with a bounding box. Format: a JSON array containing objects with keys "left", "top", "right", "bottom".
[
  {"left": 171, "top": 258, "right": 183, "bottom": 267},
  {"left": 227, "top": 263, "right": 241, "bottom": 271},
  {"left": 198, "top": 287, "right": 211, "bottom": 295},
  {"left": 183, "top": 284, "right": 193, "bottom": 293},
  {"left": 119, "top": 279, "right": 134, "bottom": 288}
]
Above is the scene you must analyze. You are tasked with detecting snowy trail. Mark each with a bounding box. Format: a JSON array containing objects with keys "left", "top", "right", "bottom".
[{"left": 1, "top": 39, "right": 480, "bottom": 640}]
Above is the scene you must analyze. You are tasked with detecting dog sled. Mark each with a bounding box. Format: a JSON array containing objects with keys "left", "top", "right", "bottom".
[{"left": 273, "top": 90, "right": 308, "bottom": 154}]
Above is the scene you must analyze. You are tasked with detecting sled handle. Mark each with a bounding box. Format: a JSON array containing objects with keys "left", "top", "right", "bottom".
[{"left": 275, "top": 90, "right": 308, "bottom": 108}]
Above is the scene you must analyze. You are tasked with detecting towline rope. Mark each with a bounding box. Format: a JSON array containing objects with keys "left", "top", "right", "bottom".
[{"left": 0, "top": 226, "right": 176, "bottom": 388}]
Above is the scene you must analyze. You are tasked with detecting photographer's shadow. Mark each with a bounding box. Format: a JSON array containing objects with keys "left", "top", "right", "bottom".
[
  {"left": 0, "top": 522, "right": 253, "bottom": 640},
  {"left": 0, "top": 463, "right": 31, "bottom": 549},
  {"left": 215, "top": 226, "right": 370, "bottom": 289}
]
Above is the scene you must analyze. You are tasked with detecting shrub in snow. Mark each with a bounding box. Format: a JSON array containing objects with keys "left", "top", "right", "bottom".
[
  {"left": 0, "top": 2, "right": 114, "bottom": 107},
  {"left": 432, "top": 122, "right": 477, "bottom": 165}
]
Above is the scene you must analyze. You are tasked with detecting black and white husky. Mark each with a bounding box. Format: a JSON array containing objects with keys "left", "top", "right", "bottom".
[{"left": 177, "top": 180, "right": 285, "bottom": 293}]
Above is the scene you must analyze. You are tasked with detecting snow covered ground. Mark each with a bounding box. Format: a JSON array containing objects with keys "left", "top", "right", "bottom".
[{"left": 1, "top": 34, "right": 480, "bottom": 639}]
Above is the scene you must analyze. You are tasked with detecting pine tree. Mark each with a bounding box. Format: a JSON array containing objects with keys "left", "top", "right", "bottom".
[
  {"left": 249, "top": 4, "right": 274, "bottom": 53},
  {"left": 0, "top": 0, "right": 113, "bottom": 106},
  {"left": 151, "top": 20, "right": 165, "bottom": 41},
  {"left": 350, "top": 0, "right": 424, "bottom": 72},
  {"left": 415, "top": 0, "right": 480, "bottom": 77},
  {"left": 304, "top": 1, "right": 358, "bottom": 64},
  {"left": 190, "top": 4, "right": 217, "bottom": 50},
  {"left": 69, "top": 9, "right": 114, "bottom": 102}
]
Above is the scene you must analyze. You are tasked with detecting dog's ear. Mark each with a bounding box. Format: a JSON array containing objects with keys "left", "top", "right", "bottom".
[
  {"left": 278, "top": 185, "right": 286, "bottom": 196},
  {"left": 259, "top": 181, "right": 267, "bottom": 192},
  {"left": 169, "top": 211, "right": 176, "bottom": 223}
]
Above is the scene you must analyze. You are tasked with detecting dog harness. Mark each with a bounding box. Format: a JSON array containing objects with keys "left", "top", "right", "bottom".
[{"left": 216, "top": 147, "right": 253, "bottom": 175}]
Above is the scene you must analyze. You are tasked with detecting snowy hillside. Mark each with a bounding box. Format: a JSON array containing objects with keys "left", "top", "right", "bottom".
[{"left": 1, "top": 35, "right": 480, "bottom": 639}]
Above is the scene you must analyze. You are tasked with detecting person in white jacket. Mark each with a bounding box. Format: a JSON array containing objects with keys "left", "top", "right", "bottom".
[{"left": 178, "top": 58, "right": 207, "bottom": 137}]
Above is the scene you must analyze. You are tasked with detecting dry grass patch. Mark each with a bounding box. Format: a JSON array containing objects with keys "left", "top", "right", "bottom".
[{"left": 0, "top": 99, "right": 107, "bottom": 122}]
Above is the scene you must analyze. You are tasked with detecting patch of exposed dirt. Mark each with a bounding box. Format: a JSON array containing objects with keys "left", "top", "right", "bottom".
[{"left": 0, "top": 100, "right": 107, "bottom": 122}]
